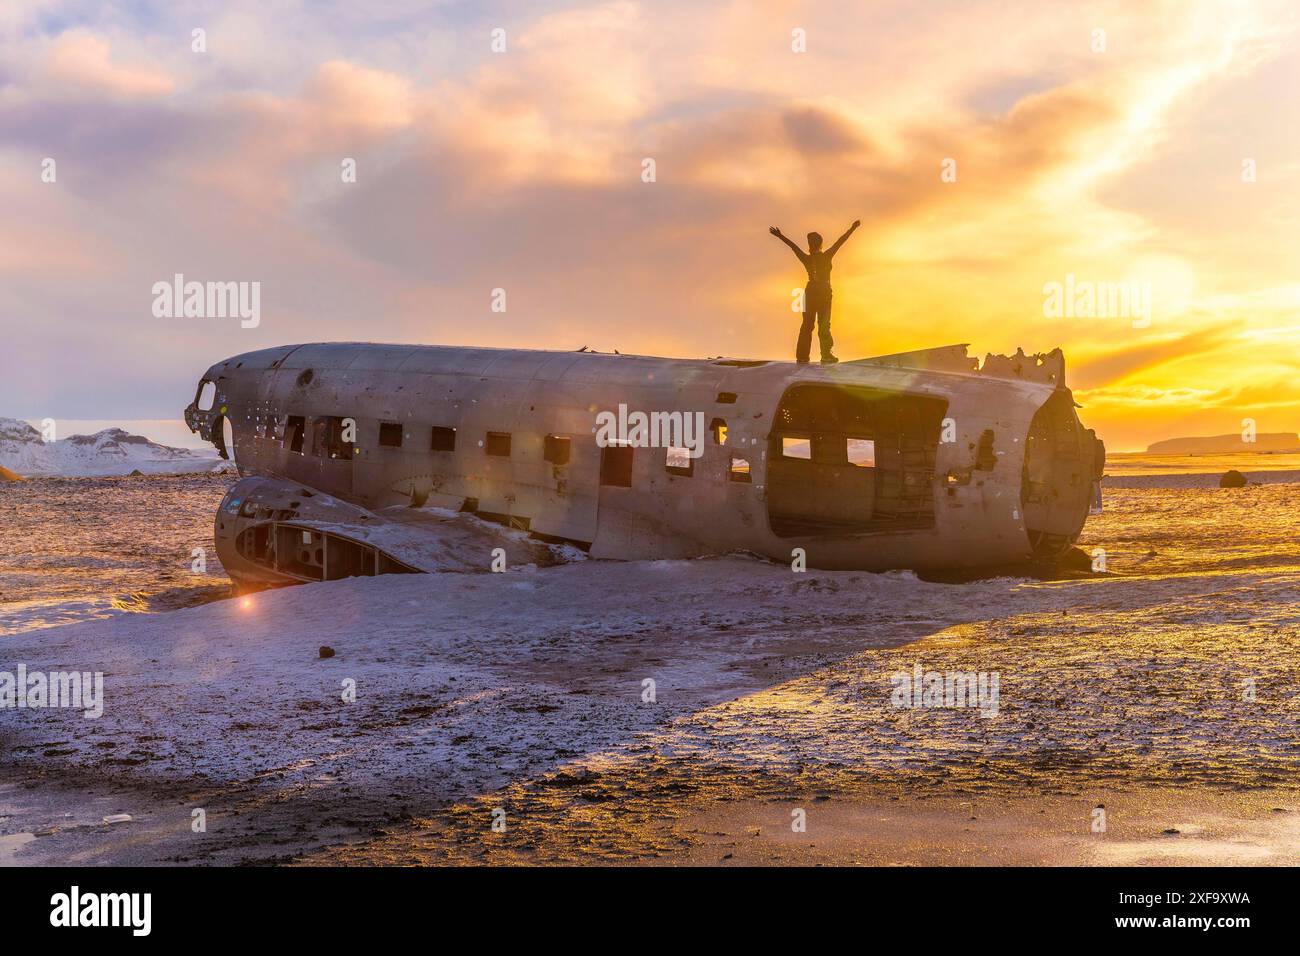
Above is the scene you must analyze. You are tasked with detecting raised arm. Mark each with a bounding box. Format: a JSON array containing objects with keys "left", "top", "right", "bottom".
[
  {"left": 769, "top": 226, "right": 807, "bottom": 263},
  {"left": 827, "top": 219, "right": 861, "bottom": 257}
]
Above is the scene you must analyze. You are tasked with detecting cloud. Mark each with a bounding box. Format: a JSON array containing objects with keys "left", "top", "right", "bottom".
[
  {"left": 25, "top": 30, "right": 174, "bottom": 100},
  {"left": 1070, "top": 324, "right": 1243, "bottom": 389},
  {"left": 0, "top": 0, "right": 1295, "bottom": 456}
]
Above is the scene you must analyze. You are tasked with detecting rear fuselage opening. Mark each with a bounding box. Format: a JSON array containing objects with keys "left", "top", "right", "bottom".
[
  {"left": 1021, "top": 389, "right": 1105, "bottom": 558},
  {"left": 767, "top": 383, "right": 948, "bottom": 537}
]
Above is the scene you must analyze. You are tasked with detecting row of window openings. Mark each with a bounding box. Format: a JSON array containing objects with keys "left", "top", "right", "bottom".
[
  {"left": 273, "top": 417, "right": 536, "bottom": 462},
  {"left": 599, "top": 444, "right": 750, "bottom": 486},
  {"left": 780, "top": 436, "right": 876, "bottom": 468},
  {"left": 598, "top": 439, "right": 872, "bottom": 484},
  {"left": 276, "top": 416, "right": 740, "bottom": 482},
  {"left": 272, "top": 416, "right": 732, "bottom": 461},
  {"left": 273, "top": 417, "right": 736, "bottom": 455},
  {"left": 269, "top": 415, "right": 873, "bottom": 480}
]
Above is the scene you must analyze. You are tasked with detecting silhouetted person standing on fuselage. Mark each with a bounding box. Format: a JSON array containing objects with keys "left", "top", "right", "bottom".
[{"left": 770, "top": 220, "right": 860, "bottom": 364}]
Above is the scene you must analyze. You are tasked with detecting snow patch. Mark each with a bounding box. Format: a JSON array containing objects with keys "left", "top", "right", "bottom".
[{"left": 0, "top": 418, "right": 218, "bottom": 477}]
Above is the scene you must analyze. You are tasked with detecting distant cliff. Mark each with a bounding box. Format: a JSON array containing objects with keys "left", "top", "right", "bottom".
[{"left": 1146, "top": 433, "right": 1300, "bottom": 454}]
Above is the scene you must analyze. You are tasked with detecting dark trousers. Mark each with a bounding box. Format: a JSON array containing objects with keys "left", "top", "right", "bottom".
[{"left": 796, "top": 283, "right": 833, "bottom": 362}]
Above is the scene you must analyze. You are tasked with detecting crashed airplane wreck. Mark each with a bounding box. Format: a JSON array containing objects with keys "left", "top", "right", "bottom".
[{"left": 184, "top": 342, "right": 1105, "bottom": 587}]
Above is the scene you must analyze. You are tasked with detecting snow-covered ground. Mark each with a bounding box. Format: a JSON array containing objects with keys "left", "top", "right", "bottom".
[
  {"left": 1, "top": 472, "right": 1297, "bottom": 865},
  {"left": 0, "top": 417, "right": 221, "bottom": 477}
]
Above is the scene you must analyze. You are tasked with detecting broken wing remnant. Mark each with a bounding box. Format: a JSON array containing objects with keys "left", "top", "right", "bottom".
[{"left": 185, "top": 342, "right": 1105, "bottom": 587}]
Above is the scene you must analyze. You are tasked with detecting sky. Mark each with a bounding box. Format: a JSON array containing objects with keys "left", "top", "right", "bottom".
[{"left": 1, "top": 0, "right": 1297, "bottom": 451}]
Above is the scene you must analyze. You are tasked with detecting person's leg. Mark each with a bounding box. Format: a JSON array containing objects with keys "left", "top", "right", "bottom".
[
  {"left": 817, "top": 292, "right": 836, "bottom": 362},
  {"left": 796, "top": 293, "right": 815, "bottom": 363}
]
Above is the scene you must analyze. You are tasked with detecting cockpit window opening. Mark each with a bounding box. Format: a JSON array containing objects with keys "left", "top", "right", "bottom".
[
  {"left": 220, "top": 417, "right": 234, "bottom": 461},
  {"left": 196, "top": 381, "right": 216, "bottom": 411}
]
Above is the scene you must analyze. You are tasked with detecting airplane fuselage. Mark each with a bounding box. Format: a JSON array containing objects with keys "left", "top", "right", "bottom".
[{"left": 185, "top": 342, "right": 1104, "bottom": 585}]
